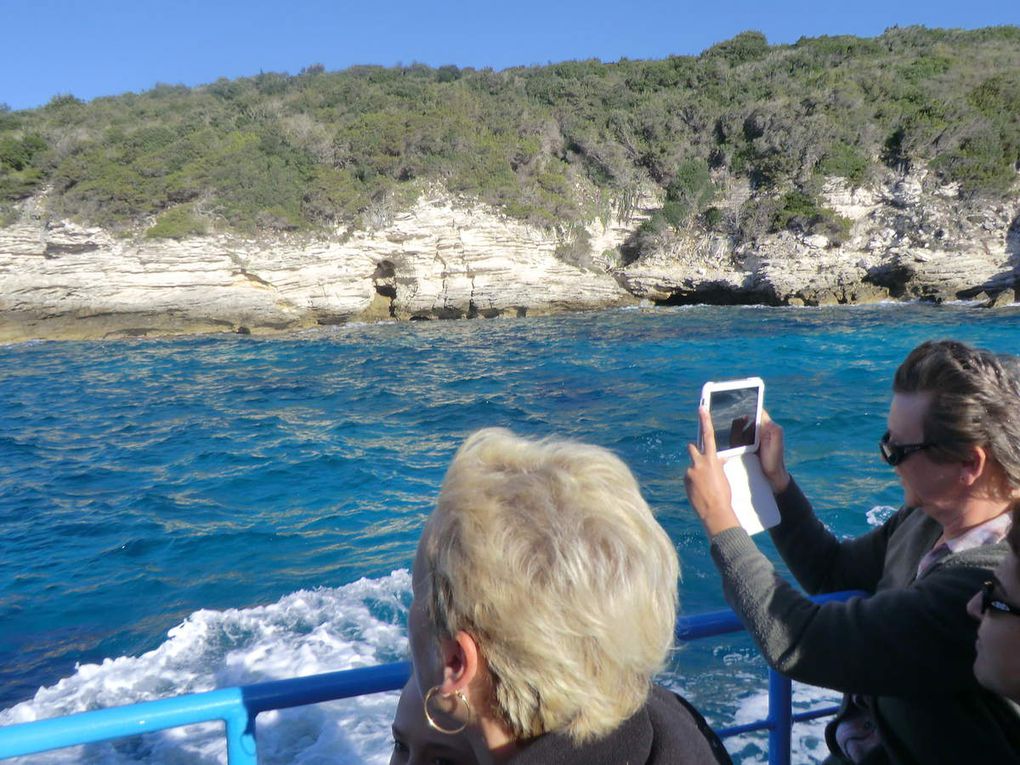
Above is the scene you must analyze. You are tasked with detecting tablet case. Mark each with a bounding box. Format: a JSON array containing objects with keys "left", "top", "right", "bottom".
[{"left": 722, "top": 451, "right": 781, "bottom": 535}]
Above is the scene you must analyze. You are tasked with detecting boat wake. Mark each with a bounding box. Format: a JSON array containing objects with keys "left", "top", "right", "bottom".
[
  {"left": 0, "top": 572, "right": 411, "bottom": 764},
  {"left": 2, "top": 567, "right": 844, "bottom": 763}
]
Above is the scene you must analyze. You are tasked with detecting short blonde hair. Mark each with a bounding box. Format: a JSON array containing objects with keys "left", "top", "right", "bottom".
[{"left": 419, "top": 428, "right": 679, "bottom": 744}]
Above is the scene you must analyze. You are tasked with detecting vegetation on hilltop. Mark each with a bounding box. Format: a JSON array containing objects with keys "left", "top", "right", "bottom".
[{"left": 0, "top": 26, "right": 1018, "bottom": 241}]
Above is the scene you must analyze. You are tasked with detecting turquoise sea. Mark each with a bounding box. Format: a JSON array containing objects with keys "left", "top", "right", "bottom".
[{"left": 1, "top": 303, "right": 1018, "bottom": 763}]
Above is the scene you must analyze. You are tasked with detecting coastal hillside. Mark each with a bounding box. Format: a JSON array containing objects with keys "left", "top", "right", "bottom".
[{"left": 1, "top": 26, "right": 1019, "bottom": 339}]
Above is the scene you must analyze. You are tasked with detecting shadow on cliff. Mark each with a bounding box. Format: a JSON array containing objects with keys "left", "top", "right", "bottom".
[{"left": 618, "top": 231, "right": 644, "bottom": 268}]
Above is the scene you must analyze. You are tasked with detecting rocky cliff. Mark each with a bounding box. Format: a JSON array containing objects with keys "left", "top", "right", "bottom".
[
  {"left": 1, "top": 172, "right": 1017, "bottom": 342},
  {"left": 620, "top": 171, "right": 1020, "bottom": 308},
  {"left": 0, "top": 194, "right": 639, "bottom": 342}
]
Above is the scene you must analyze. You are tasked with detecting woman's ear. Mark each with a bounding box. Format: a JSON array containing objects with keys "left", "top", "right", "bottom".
[
  {"left": 960, "top": 444, "right": 988, "bottom": 488},
  {"left": 439, "top": 630, "right": 481, "bottom": 694}
]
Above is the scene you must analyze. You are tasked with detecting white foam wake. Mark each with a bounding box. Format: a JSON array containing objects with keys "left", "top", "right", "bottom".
[
  {"left": 2, "top": 568, "right": 841, "bottom": 764},
  {"left": 721, "top": 681, "right": 842, "bottom": 764},
  {"left": 1, "top": 571, "right": 412, "bottom": 764},
  {"left": 866, "top": 504, "right": 898, "bottom": 527}
]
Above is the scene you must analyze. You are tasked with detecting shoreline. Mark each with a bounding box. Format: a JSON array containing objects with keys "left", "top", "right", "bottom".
[{"left": 3, "top": 299, "right": 1016, "bottom": 346}]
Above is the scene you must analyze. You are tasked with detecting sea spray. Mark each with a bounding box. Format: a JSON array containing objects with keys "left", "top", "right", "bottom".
[{"left": 1, "top": 573, "right": 411, "bottom": 764}]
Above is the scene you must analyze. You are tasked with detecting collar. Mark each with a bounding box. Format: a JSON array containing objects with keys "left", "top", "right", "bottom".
[
  {"left": 917, "top": 511, "right": 1011, "bottom": 577},
  {"left": 943, "top": 512, "right": 1012, "bottom": 554}
]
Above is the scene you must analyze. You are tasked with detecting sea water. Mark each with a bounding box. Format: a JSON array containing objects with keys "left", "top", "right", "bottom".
[{"left": 1, "top": 303, "right": 1018, "bottom": 763}]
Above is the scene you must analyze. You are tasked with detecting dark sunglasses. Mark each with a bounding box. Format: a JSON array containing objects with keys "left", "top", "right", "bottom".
[
  {"left": 980, "top": 580, "right": 1020, "bottom": 618},
  {"left": 879, "top": 431, "right": 934, "bottom": 466}
]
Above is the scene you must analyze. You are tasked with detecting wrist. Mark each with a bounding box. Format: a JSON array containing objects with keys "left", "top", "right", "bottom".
[
  {"left": 768, "top": 470, "right": 791, "bottom": 495},
  {"left": 700, "top": 504, "right": 740, "bottom": 536}
]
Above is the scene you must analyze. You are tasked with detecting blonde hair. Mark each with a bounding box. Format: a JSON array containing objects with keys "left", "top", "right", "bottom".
[{"left": 419, "top": 428, "right": 679, "bottom": 744}]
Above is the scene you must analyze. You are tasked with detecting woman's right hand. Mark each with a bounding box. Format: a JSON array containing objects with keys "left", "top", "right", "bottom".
[{"left": 759, "top": 410, "right": 791, "bottom": 494}]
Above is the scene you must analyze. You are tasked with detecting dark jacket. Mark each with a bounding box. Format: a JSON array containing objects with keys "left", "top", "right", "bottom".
[
  {"left": 710, "top": 478, "right": 1020, "bottom": 765},
  {"left": 506, "top": 685, "right": 732, "bottom": 764}
]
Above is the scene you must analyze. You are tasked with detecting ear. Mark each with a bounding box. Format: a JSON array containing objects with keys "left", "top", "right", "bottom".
[
  {"left": 960, "top": 444, "right": 988, "bottom": 487},
  {"left": 438, "top": 630, "right": 481, "bottom": 695}
]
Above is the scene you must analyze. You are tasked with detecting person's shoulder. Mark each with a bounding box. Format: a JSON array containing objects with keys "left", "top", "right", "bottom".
[
  {"left": 944, "top": 539, "right": 1009, "bottom": 569},
  {"left": 648, "top": 686, "right": 733, "bottom": 764},
  {"left": 883, "top": 504, "right": 937, "bottom": 540},
  {"left": 888, "top": 504, "right": 923, "bottom": 527}
]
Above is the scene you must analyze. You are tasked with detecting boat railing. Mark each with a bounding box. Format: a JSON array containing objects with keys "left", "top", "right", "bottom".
[{"left": 0, "top": 590, "right": 864, "bottom": 765}]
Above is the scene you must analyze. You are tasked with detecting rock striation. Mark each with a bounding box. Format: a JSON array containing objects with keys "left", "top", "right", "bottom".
[
  {"left": 1, "top": 171, "right": 1018, "bottom": 342},
  {"left": 0, "top": 196, "right": 637, "bottom": 342}
]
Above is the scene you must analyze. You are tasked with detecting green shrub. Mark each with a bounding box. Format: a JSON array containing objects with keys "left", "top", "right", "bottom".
[
  {"left": 771, "top": 191, "right": 817, "bottom": 231},
  {"left": 667, "top": 158, "right": 715, "bottom": 206},
  {"left": 701, "top": 206, "right": 725, "bottom": 230},
  {"left": 0, "top": 133, "right": 48, "bottom": 201},
  {"left": 650, "top": 158, "right": 717, "bottom": 230},
  {"left": 770, "top": 190, "right": 852, "bottom": 244},
  {"left": 931, "top": 126, "right": 1018, "bottom": 194},
  {"left": 658, "top": 200, "right": 688, "bottom": 229},
  {"left": 0, "top": 134, "right": 47, "bottom": 171},
  {"left": 0, "top": 166, "right": 43, "bottom": 200},
  {"left": 817, "top": 143, "right": 870, "bottom": 187},
  {"left": 46, "top": 93, "right": 83, "bottom": 109},
  {"left": 702, "top": 31, "right": 770, "bottom": 66},
  {"left": 145, "top": 205, "right": 207, "bottom": 239}
]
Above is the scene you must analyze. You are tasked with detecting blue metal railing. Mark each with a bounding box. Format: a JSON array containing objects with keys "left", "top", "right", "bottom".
[{"left": 0, "top": 591, "right": 863, "bottom": 764}]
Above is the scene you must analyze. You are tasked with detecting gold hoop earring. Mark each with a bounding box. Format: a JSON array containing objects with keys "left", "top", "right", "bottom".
[{"left": 423, "top": 684, "right": 472, "bottom": 735}]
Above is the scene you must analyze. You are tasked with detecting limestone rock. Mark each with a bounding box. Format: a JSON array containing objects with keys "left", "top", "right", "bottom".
[
  {"left": 616, "top": 233, "right": 763, "bottom": 304},
  {"left": 820, "top": 179, "right": 882, "bottom": 221},
  {"left": 980, "top": 290, "right": 1016, "bottom": 309},
  {"left": 1, "top": 173, "right": 1018, "bottom": 342},
  {"left": 619, "top": 169, "right": 1019, "bottom": 308},
  {"left": 0, "top": 194, "right": 636, "bottom": 342}
]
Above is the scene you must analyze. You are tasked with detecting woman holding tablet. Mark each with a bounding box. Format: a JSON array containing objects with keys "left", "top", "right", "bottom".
[{"left": 685, "top": 340, "right": 1020, "bottom": 764}]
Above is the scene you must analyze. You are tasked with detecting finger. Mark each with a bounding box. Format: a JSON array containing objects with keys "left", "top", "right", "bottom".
[
  {"left": 687, "top": 442, "right": 701, "bottom": 464},
  {"left": 699, "top": 406, "right": 717, "bottom": 455},
  {"left": 728, "top": 418, "right": 742, "bottom": 446}
]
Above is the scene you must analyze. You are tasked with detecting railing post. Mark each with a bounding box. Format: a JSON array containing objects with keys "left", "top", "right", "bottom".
[
  {"left": 224, "top": 709, "right": 257, "bottom": 765},
  {"left": 767, "top": 669, "right": 792, "bottom": 765}
]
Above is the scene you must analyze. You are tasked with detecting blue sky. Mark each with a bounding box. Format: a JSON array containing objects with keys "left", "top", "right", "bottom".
[{"left": 2, "top": 0, "right": 1019, "bottom": 111}]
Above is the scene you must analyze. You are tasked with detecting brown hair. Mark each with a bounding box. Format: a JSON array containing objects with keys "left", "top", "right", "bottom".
[{"left": 893, "top": 340, "right": 1020, "bottom": 489}]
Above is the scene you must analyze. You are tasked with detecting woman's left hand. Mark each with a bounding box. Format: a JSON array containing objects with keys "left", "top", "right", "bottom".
[{"left": 685, "top": 407, "right": 741, "bottom": 537}]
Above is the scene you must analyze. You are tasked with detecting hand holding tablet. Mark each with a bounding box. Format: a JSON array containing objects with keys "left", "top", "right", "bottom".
[{"left": 693, "top": 377, "right": 781, "bottom": 535}]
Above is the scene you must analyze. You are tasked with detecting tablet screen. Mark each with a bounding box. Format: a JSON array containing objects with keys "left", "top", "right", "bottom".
[{"left": 709, "top": 386, "right": 759, "bottom": 450}]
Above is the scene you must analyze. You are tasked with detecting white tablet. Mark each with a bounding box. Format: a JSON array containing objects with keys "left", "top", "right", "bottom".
[
  {"left": 698, "top": 377, "right": 780, "bottom": 535},
  {"left": 699, "top": 377, "right": 765, "bottom": 457}
]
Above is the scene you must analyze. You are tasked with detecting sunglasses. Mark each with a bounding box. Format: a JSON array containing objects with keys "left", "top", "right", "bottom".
[
  {"left": 879, "top": 431, "right": 934, "bottom": 467},
  {"left": 980, "top": 580, "right": 1020, "bottom": 618}
]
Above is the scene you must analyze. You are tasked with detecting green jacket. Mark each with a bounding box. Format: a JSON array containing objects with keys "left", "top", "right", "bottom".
[{"left": 710, "top": 478, "right": 1020, "bottom": 765}]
